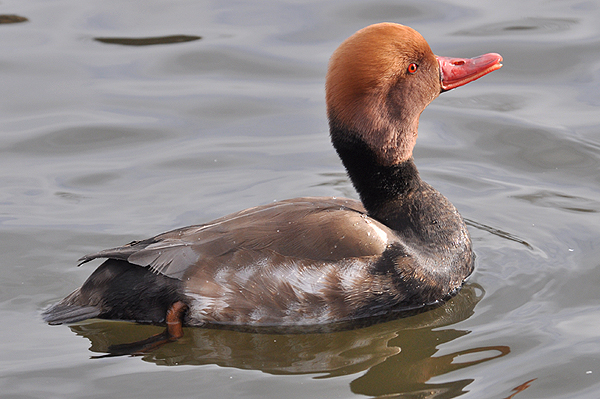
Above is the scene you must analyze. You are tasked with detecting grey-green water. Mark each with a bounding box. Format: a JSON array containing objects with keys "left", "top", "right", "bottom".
[{"left": 2, "top": 1, "right": 600, "bottom": 398}]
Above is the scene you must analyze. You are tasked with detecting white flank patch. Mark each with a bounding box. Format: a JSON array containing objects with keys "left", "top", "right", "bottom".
[{"left": 338, "top": 260, "right": 367, "bottom": 292}]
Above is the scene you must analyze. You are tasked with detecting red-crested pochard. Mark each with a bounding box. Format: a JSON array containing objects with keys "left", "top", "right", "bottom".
[{"left": 44, "top": 23, "right": 502, "bottom": 339}]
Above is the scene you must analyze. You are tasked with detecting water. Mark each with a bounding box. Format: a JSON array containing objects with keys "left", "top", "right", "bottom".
[{"left": 2, "top": 0, "right": 600, "bottom": 398}]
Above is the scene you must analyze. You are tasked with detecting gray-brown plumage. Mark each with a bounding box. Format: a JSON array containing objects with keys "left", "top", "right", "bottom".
[{"left": 43, "top": 23, "right": 502, "bottom": 333}]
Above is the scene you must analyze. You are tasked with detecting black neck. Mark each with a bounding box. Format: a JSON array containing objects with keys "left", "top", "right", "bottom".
[{"left": 329, "top": 121, "right": 422, "bottom": 221}]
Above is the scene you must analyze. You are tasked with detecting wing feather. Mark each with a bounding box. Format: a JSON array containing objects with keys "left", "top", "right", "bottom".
[{"left": 78, "top": 197, "right": 396, "bottom": 280}]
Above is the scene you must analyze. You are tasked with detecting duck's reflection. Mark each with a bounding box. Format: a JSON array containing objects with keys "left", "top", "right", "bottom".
[{"left": 69, "top": 283, "right": 509, "bottom": 396}]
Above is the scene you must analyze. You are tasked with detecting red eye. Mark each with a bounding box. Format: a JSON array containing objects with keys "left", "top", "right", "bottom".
[{"left": 407, "top": 63, "right": 418, "bottom": 74}]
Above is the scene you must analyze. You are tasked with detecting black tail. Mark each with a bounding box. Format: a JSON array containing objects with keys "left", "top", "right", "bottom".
[
  {"left": 43, "top": 259, "right": 184, "bottom": 325},
  {"left": 43, "top": 287, "right": 102, "bottom": 324}
]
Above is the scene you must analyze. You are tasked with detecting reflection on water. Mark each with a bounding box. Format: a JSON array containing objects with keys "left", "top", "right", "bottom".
[
  {"left": 504, "top": 379, "right": 537, "bottom": 399},
  {"left": 94, "top": 35, "right": 202, "bottom": 46},
  {"left": 454, "top": 17, "right": 578, "bottom": 36},
  {"left": 67, "top": 284, "right": 509, "bottom": 397},
  {"left": 351, "top": 345, "right": 509, "bottom": 398},
  {"left": 0, "top": 15, "right": 28, "bottom": 24}
]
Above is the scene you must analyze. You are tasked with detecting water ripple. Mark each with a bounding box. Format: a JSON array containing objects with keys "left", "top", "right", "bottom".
[{"left": 454, "top": 18, "right": 578, "bottom": 36}]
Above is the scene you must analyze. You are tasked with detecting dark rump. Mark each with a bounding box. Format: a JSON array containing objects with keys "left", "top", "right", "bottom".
[{"left": 43, "top": 259, "right": 184, "bottom": 325}]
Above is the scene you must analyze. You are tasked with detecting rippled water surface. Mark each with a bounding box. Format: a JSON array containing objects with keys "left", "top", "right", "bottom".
[{"left": 2, "top": 1, "right": 600, "bottom": 398}]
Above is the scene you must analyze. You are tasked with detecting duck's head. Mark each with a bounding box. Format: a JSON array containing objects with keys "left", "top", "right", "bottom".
[{"left": 326, "top": 23, "right": 502, "bottom": 166}]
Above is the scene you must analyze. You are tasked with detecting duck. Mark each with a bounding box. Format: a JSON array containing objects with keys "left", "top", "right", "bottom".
[{"left": 43, "top": 23, "right": 502, "bottom": 340}]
